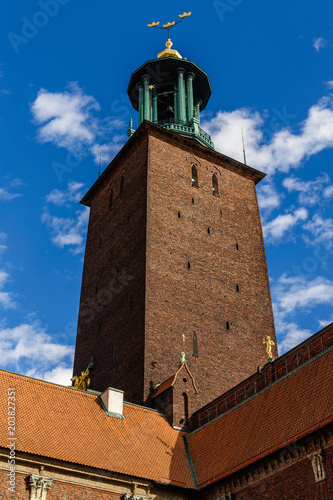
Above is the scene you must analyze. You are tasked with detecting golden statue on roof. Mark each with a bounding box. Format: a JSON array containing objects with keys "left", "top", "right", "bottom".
[
  {"left": 147, "top": 12, "right": 192, "bottom": 60},
  {"left": 263, "top": 335, "right": 275, "bottom": 360},
  {"left": 71, "top": 367, "right": 91, "bottom": 391}
]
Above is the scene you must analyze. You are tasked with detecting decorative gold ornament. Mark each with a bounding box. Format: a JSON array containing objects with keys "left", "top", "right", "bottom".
[
  {"left": 263, "top": 335, "right": 275, "bottom": 360},
  {"left": 147, "top": 12, "right": 192, "bottom": 60},
  {"left": 162, "top": 21, "right": 175, "bottom": 29},
  {"left": 71, "top": 367, "right": 91, "bottom": 391}
]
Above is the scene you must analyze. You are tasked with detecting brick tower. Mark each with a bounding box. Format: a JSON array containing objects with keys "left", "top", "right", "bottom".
[{"left": 73, "top": 35, "right": 277, "bottom": 426}]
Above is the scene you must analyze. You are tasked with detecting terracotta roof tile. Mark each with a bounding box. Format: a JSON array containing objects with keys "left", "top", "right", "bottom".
[
  {"left": 0, "top": 371, "right": 193, "bottom": 488},
  {"left": 186, "top": 347, "right": 333, "bottom": 489}
]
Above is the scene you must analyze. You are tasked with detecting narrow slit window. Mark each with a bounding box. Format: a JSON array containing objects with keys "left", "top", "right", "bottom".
[
  {"left": 191, "top": 165, "right": 198, "bottom": 187},
  {"left": 182, "top": 392, "right": 189, "bottom": 424},
  {"left": 193, "top": 331, "right": 198, "bottom": 358},
  {"left": 236, "top": 243, "right": 239, "bottom": 250},
  {"left": 192, "top": 198, "right": 195, "bottom": 204},
  {"left": 212, "top": 174, "right": 219, "bottom": 195},
  {"left": 226, "top": 321, "right": 230, "bottom": 330},
  {"left": 207, "top": 227, "right": 210, "bottom": 235},
  {"left": 109, "top": 189, "right": 113, "bottom": 209},
  {"left": 178, "top": 211, "right": 181, "bottom": 218},
  {"left": 236, "top": 284, "right": 240, "bottom": 292},
  {"left": 188, "top": 261, "right": 191, "bottom": 270}
]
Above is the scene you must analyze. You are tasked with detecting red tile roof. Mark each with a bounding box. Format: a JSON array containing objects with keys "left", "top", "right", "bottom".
[
  {"left": 0, "top": 370, "right": 193, "bottom": 488},
  {"left": 186, "top": 346, "right": 333, "bottom": 489}
]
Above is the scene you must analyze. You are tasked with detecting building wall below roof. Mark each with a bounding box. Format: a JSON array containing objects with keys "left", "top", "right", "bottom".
[{"left": 201, "top": 426, "right": 333, "bottom": 499}]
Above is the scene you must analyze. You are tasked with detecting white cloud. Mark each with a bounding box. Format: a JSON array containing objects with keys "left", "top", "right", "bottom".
[
  {"left": 313, "top": 37, "right": 328, "bottom": 52},
  {"left": 45, "top": 181, "right": 85, "bottom": 206},
  {"left": 91, "top": 137, "right": 126, "bottom": 165},
  {"left": 0, "top": 270, "right": 16, "bottom": 309},
  {"left": 0, "top": 232, "right": 8, "bottom": 258},
  {"left": 0, "top": 322, "right": 74, "bottom": 373},
  {"left": 203, "top": 95, "right": 333, "bottom": 175},
  {"left": 273, "top": 274, "right": 333, "bottom": 315},
  {"left": 0, "top": 187, "right": 21, "bottom": 202},
  {"left": 31, "top": 83, "right": 126, "bottom": 167},
  {"left": 26, "top": 363, "right": 73, "bottom": 387},
  {"left": 277, "top": 321, "right": 312, "bottom": 353},
  {"left": 257, "top": 181, "right": 281, "bottom": 213},
  {"left": 326, "top": 81, "right": 333, "bottom": 90},
  {"left": 282, "top": 173, "right": 331, "bottom": 205},
  {"left": 42, "top": 206, "right": 89, "bottom": 254},
  {"left": 318, "top": 317, "right": 333, "bottom": 329},
  {"left": 30, "top": 82, "right": 100, "bottom": 152},
  {"left": 303, "top": 214, "right": 333, "bottom": 248},
  {"left": 273, "top": 274, "right": 333, "bottom": 353},
  {"left": 323, "top": 185, "right": 333, "bottom": 199},
  {"left": 263, "top": 207, "right": 308, "bottom": 243}
]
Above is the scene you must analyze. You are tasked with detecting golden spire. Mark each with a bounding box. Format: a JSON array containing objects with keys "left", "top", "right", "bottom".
[{"left": 147, "top": 12, "right": 192, "bottom": 59}]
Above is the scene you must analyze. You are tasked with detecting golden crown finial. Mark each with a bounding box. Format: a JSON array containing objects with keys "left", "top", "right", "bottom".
[{"left": 147, "top": 12, "right": 192, "bottom": 60}]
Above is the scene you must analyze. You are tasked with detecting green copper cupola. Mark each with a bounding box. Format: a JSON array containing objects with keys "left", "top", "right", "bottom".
[{"left": 127, "top": 33, "right": 214, "bottom": 149}]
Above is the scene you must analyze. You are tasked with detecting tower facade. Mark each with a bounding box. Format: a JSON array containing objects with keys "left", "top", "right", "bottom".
[{"left": 73, "top": 42, "right": 277, "bottom": 424}]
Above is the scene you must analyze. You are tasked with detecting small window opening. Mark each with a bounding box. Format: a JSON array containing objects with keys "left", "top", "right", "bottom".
[
  {"left": 220, "top": 208, "right": 222, "bottom": 216},
  {"left": 95, "top": 285, "right": 98, "bottom": 295},
  {"left": 188, "top": 261, "right": 191, "bottom": 270},
  {"left": 183, "top": 377, "right": 187, "bottom": 383},
  {"left": 226, "top": 321, "right": 230, "bottom": 330},
  {"left": 129, "top": 296, "right": 133, "bottom": 307},
  {"left": 182, "top": 392, "right": 189, "bottom": 424},
  {"left": 212, "top": 174, "right": 219, "bottom": 195},
  {"left": 207, "top": 227, "right": 210, "bottom": 235},
  {"left": 236, "top": 243, "right": 239, "bottom": 250},
  {"left": 116, "top": 268, "right": 119, "bottom": 278},
  {"left": 97, "top": 323, "right": 101, "bottom": 335},
  {"left": 109, "top": 189, "right": 113, "bottom": 209},
  {"left": 236, "top": 284, "right": 240, "bottom": 292},
  {"left": 178, "top": 211, "right": 181, "bottom": 218},
  {"left": 192, "top": 198, "right": 195, "bottom": 204},
  {"left": 193, "top": 331, "right": 198, "bottom": 358},
  {"left": 120, "top": 175, "right": 124, "bottom": 196},
  {"left": 191, "top": 165, "right": 198, "bottom": 187}
]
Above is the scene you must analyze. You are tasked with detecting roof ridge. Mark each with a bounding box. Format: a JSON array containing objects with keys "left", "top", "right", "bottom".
[{"left": 187, "top": 343, "right": 333, "bottom": 437}]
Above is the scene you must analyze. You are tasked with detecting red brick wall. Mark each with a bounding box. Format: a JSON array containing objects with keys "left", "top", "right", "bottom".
[
  {"left": 73, "top": 137, "right": 148, "bottom": 402},
  {"left": 144, "top": 131, "right": 276, "bottom": 412},
  {"left": 233, "top": 447, "right": 333, "bottom": 500},
  {"left": 0, "top": 470, "right": 123, "bottom": 499}
]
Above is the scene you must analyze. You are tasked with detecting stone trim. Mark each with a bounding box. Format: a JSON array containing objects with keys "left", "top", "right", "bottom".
[
  {"left": 308, "top": 450, "right": 326, "bottom": 482},
  {"left": 29, "top": 474, "right": 53, "bottom": 500}
]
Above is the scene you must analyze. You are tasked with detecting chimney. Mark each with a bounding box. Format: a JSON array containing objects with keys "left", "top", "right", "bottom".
[{"left": 99, "top": 387, "right": 124, "bottom": 419}]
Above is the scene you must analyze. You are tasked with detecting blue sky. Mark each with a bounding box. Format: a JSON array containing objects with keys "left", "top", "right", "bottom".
[{"left": 0, "top": 0, "right": 332, "bottom": 385}]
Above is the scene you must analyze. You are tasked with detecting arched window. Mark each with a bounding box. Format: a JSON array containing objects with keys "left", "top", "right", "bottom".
[
  {"left": 109, "top": 189, "right": 113, "bottom": 209},
  {"left": 182, "top": 392, "right": 189, "bottom": 424},
  {"left": 193, "top": 331, "right": 198, "bottom": 358},
  {"left": 212, "top": 174, "right": 219, "bottom": 195},
  {"left": 191, "top": 165, "right": 198, "bottom": 187}
]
